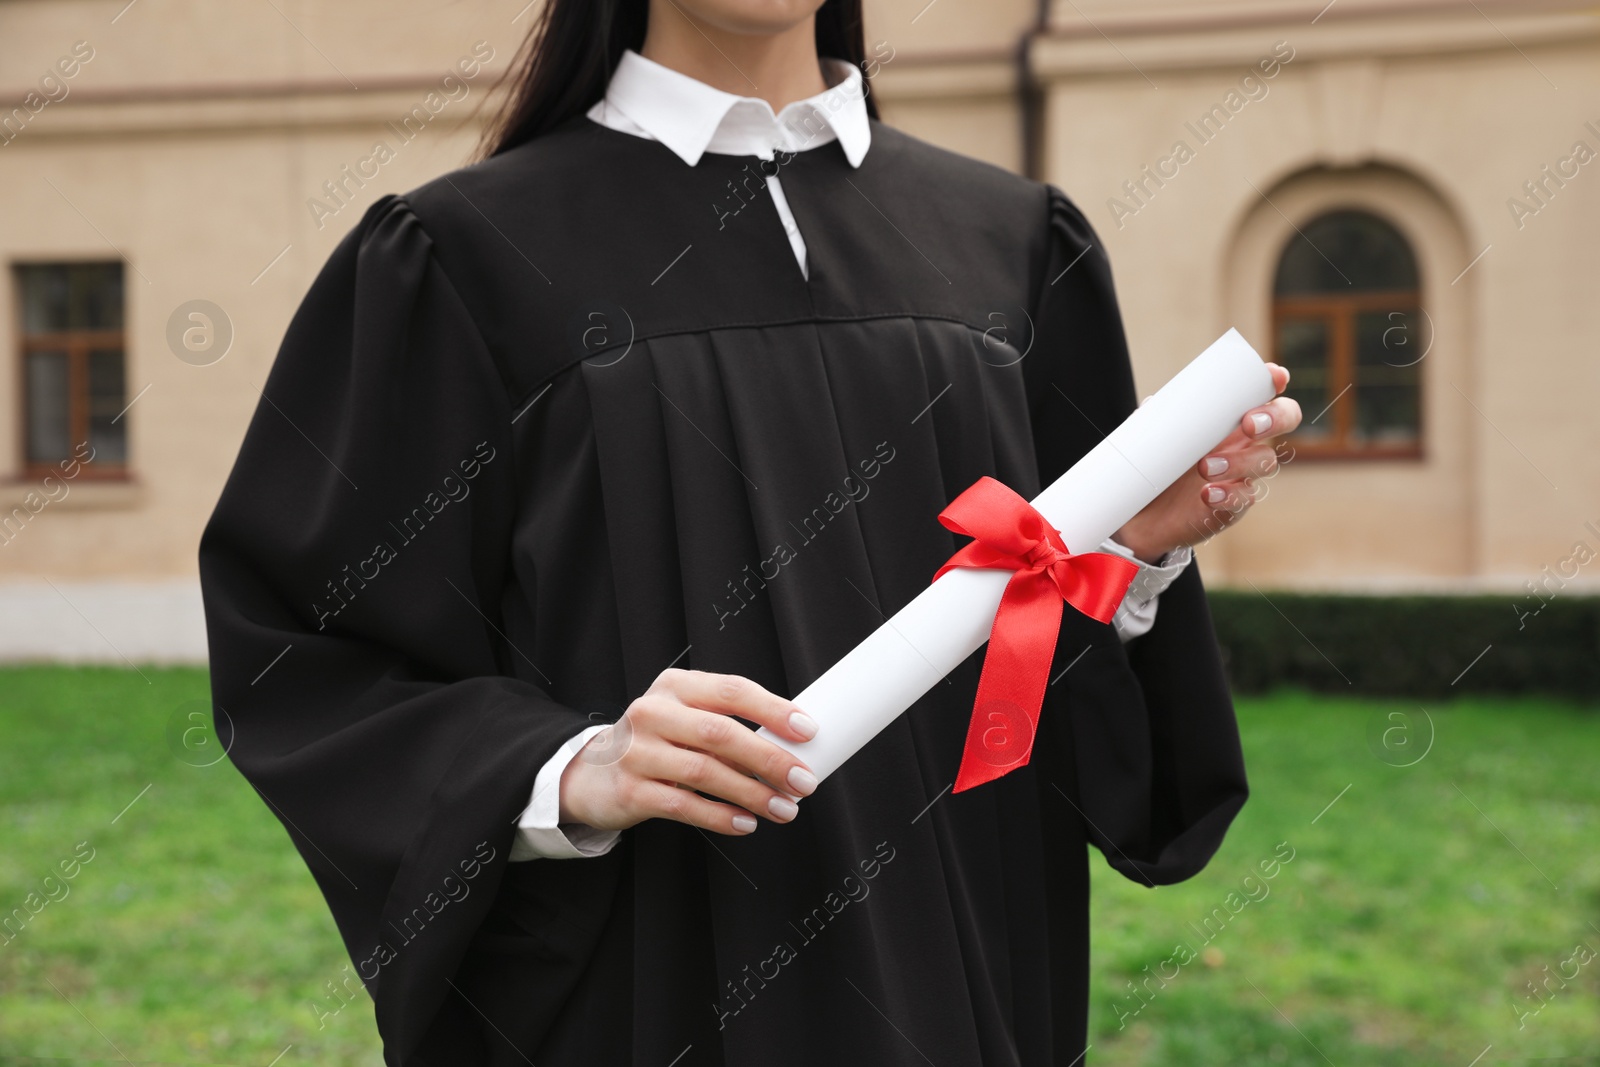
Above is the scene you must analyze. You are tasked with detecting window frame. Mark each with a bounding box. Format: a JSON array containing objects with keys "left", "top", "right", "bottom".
[
  {"left": 1271, "top": 231, "right": 1426, "bottom": 462},
  {"left": 13, "top": 262, "right": 129, "bottom": 481}
]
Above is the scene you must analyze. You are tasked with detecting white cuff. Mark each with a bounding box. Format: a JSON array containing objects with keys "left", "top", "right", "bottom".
[
  {"left": 508, "top": 724, "right": 624, "bottom": 862},
  {"left": 1099, "top": 538, "right": 1193, "bottom": 642}
]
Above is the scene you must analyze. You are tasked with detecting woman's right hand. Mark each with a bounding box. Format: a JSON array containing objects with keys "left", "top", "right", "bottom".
[{"left": 557, "top": 668, "right": 820, "bottom": 836}]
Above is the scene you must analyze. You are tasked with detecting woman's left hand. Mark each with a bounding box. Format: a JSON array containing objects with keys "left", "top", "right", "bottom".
[{"left": 1111, "top": 363, "right": 1301, "bottom": 564}]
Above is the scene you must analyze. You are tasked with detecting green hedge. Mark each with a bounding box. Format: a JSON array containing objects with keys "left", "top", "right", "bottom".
[{"left": 1205, "top": 590, "right": 1600, "bottom": 701}]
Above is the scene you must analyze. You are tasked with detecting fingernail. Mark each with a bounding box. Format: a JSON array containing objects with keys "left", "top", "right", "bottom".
[
  {"left": 788, "top": 766, "right": 818, "bottom": 796},
  {"left": 768, "top": 796, "right": 799, "bottom": 821},
  {"left": 1205, "top": 486, "right": 1226, "bottom": 504},
  {"left": 789, "top": 711, "right": 818, "bottom": 739},
  {"left": 1250, "top": 412, "right": 1272, "bottom": 434},
  {"left": 1203, "top": 456, "right": 1229, "bottom": 477},
  {"left": 732, "top": 814, "right": 758, "bottom": 833}
]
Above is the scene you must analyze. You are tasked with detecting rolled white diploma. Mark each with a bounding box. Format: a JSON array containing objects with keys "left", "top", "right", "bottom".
[{"left": 757, "top": 328, "right": 1276, "bottom": 784}]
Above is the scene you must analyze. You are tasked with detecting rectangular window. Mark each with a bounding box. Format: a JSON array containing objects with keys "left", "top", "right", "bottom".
[
  {"left": 1272, "top": 295, "right": 1423, "bottom": 459},
  {"left": 15, "top": 263, "right": 126, "bottom": 477}
]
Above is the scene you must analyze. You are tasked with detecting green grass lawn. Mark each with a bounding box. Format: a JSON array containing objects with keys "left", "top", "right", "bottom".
[
  {"left": 0, "top": 667, "right": 1596, "bottom": 1065},
  {"left": 0, "top": 667, "right": 382, "bottom": 1065},
  {"left": 1088, "top": 691, "right": 1600, "bottom": 1066}
]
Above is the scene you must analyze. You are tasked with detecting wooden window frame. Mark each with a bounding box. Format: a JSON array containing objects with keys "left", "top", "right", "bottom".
[
  {"left": 14, "top": 267, "right": 129, "bottom": 482},
  {"left": 1272, "top": 288, "right": 1425, "bottom": 461}
]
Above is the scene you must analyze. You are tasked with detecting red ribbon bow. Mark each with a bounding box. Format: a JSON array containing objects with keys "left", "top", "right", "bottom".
[{"left": 934, "top": 476, "right": 1140, "bottom": 793}]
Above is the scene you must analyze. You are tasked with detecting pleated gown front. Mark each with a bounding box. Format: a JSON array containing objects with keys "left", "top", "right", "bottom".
[{"left": 199, "top": 117, "right": 1249, "bottom": 1066}]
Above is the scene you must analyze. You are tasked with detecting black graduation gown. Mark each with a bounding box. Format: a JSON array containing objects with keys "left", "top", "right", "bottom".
[{"left": 198, "top": 116, "right": 1247, "bottom": 1066}]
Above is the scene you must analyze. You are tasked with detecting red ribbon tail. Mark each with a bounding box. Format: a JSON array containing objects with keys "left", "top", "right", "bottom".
[
  {"left": 931, "top": 475, "right": 1146, "bottom": 794},
  {"left": 952, "top": 571, "right": 1066, "bottom": 793}
]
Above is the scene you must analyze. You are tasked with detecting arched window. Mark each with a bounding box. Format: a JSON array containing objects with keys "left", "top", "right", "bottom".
[{"left": 1273, "top": 210, "right": 1424, "bottom": 457}]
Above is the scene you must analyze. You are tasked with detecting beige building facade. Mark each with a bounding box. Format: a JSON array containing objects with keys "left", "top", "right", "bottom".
[{"left": 0, "top": 0, "right": 1595, "bottom": 661}]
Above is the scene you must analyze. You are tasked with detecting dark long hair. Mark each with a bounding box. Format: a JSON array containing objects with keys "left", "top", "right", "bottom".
[{"left": 477, "top": 0, "right": 876, "bottom": 159}]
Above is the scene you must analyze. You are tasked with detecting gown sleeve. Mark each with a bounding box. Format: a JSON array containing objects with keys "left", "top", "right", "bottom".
[
  {"left": 198, "top": 194, "right": 595, "bottom": 1052},
  {"left": 1022, "top": 186, "right": 1249, "bottom": 886}
]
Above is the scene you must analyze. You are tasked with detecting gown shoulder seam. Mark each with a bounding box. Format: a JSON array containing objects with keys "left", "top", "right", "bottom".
[{"left": 374, "top": 191, "right": 522, "bottom": 417}]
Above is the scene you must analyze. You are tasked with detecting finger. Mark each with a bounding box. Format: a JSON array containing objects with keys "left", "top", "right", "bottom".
[
  {"left": 1266, "top": 362, "right": 1290, "bottom": 394},
  {"left": 1201, "top": 481, "right": 1258, "bottom": 519},
  {"left": 1241, "top": 396, "right": 1302, "bottom": 439},
  {"left": 1275, "top": 396, "right": 1302, "bottom": 433},
  {"left": 1197, "top": 452, "right": 1233, "bottom": 479},
  {"left": 632, "top": 777, "right": 762, "bottom": 836},
  {"left": 1217, "top": 443, "right": 1282, "bottom": 480},
  {"left": 636, "top": 742, "right": 801, "bottom": 824},
  {"left": 638, "top": 699, "right": 818, "bottom": 797},
  {"left": 651, "top": 669, "right": 817, "bottom": 743},
  {"left": 1197, "top": 439, "right": 1282, "bottom": 480}
]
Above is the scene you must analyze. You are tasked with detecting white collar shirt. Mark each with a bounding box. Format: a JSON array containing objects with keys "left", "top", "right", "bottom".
[{"left": 585, "top": 49, "right": 872, "bottom": 279}]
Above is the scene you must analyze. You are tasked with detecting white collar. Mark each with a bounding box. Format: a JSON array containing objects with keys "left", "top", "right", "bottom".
[{"left": 587, "top": 49, "right": 871, "bottom": 168}]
